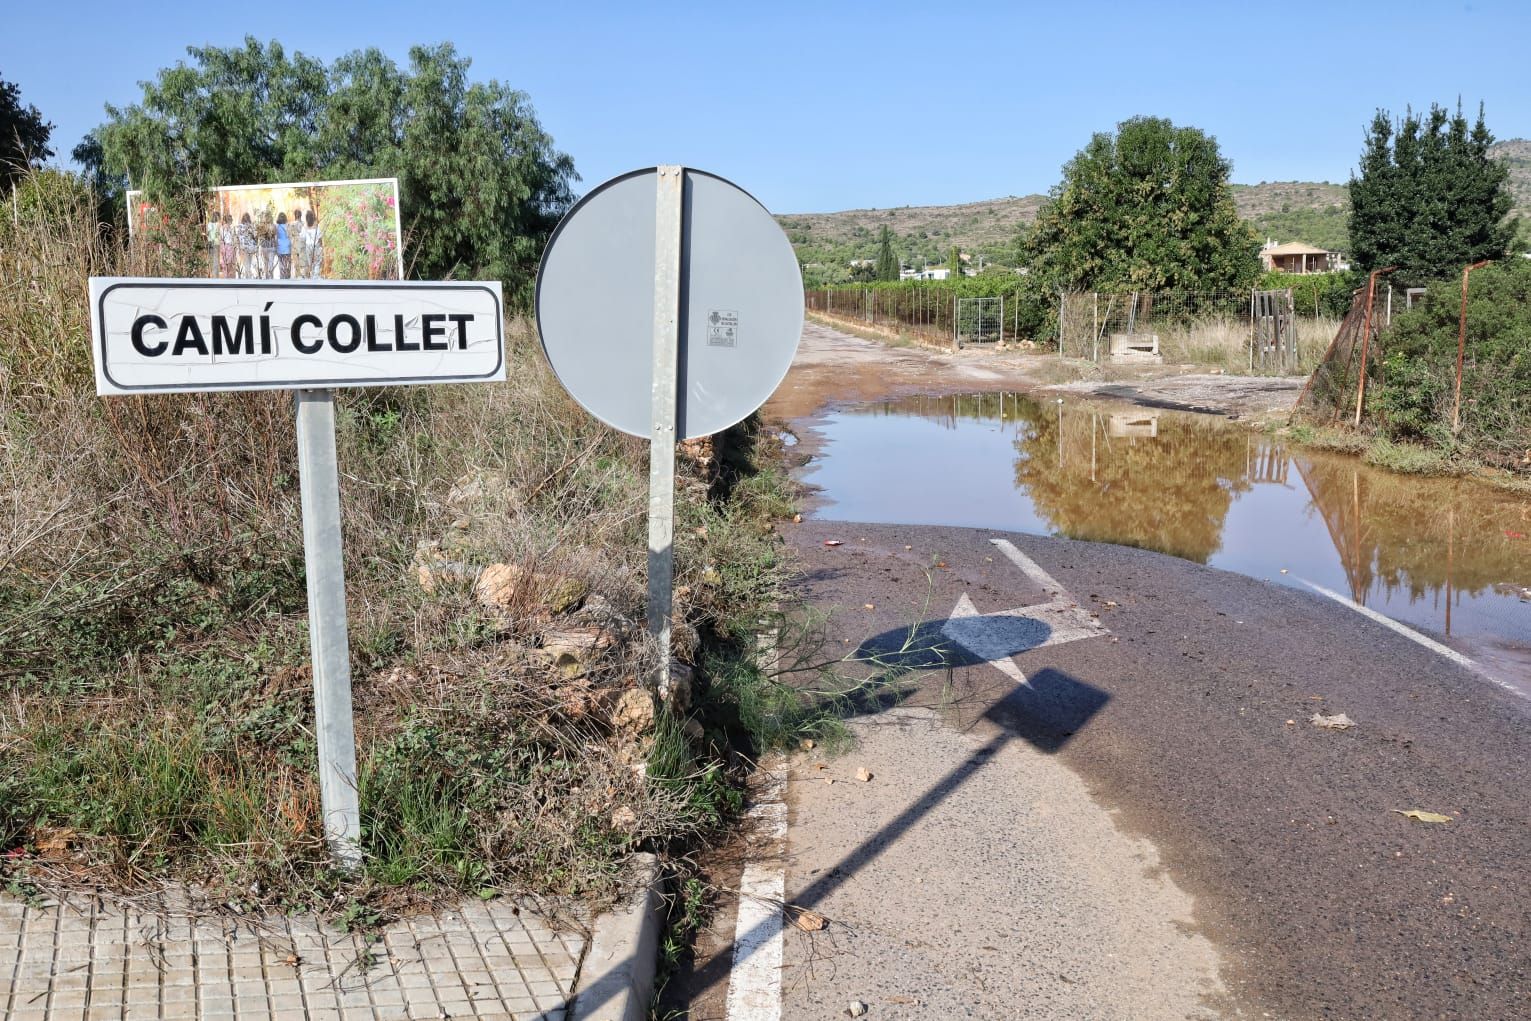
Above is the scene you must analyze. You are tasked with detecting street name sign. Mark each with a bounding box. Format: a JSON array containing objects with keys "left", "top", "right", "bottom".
[
  {"left": 535, "top": 166, "right": 802, "bottom": 674},
  {"left": 90, "top": 278, "right": 504, "bottom": 395},
  {"left": 87, "top": 274, "right": 506, "bottom": 870}
]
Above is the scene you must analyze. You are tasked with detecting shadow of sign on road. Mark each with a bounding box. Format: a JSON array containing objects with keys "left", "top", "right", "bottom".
[{"left": 851, "top": 617, "right": 1108, "bottom": 754}]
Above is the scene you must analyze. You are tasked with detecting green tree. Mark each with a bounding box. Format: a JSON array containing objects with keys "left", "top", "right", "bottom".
[
  {"left": 0, "top": 73, "right": 54, "bottom": 191},
  {"left": 1348, "top": 103, "right": 1514, "bottom": 285},
  {"left": 82, "top": 38, "right": 576, "bottom": 305},
  {"left": 874, "top": 225, "right": 899, "bottom": 281},
  {"left": 948, "top": 244, "right": 962, "bottom": 278},
  {"left": 1024, "top": 116, "right": 1259, "bottom": 292}
]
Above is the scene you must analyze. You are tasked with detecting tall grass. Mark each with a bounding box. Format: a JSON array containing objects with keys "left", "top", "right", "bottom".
[{"left": 1154, "top": 314, "right": 1339, "bottom": 375}]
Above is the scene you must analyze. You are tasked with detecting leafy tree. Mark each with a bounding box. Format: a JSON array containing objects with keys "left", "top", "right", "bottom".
[
  {"left": 874, "top": 225, "right": 899, "bottom": 281},
  {"left": 82, "top": 38, "right": 576, "bottom": 305},
  {"left": 1024, "top": 116, "right": 1259, "bottom": 292},
  {"left": 0, "top": 73, "right": 54, "bottom": 191},
  {"left": 1348, "top": 103, "right": 1514, "bottom": 285},
  {"left": 948, "top": 244, "right": 962, "bottom": 277}
]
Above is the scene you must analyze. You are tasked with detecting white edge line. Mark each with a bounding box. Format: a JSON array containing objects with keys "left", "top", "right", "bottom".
[
  {"left": 725, "top": 768, "right": 786, "bottom": 1021},
  {"left": 1294, "top": 578, "right": 1526, "bottom": 700}
]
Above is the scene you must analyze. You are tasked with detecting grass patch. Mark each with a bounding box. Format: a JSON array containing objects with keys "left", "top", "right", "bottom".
[{"left": 1362, "top": 437, "right": 1469, "bottom": 477}]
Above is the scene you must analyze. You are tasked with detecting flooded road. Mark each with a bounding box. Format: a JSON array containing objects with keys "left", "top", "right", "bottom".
[{"left": 800, "top": 391, "right": 1531, "bottom": 691}]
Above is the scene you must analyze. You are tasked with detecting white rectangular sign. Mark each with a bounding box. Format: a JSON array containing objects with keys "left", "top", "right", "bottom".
[{"left": 89, "top": 278, "right": 504, "bottom": 395}]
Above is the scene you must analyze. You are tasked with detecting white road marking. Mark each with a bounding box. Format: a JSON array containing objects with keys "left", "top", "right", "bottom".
[
  {"left": 938, "top": 539, "right": 1109, "bottom": 683},
  {"left": 989, "top": 537, "right": 1068, "bottom": 596},
  {"left": 725, "top": 767, "right": 786, "bottom": 1021},
  {"left": 945, "top": 592, "right": 1031, "bottom": 685},
  {"left": 1293, "top": 578, "right": 1525, "bottom": 699}
]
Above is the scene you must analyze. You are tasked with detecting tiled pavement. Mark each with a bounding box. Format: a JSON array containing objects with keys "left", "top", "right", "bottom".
[{"left": 0, "top": 891, "right": 587, "bottom": 1020}]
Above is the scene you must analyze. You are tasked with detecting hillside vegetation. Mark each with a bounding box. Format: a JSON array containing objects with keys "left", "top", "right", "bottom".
[{"left": 783, "top": 140, "right": 1531, "bottom": 276}]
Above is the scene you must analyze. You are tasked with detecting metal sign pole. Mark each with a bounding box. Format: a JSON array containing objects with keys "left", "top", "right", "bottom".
[
  {"left": 294, "top": 388, "right": 362, "bottom": 869},
  {"left": 647, "top": 166, "right": 684, "bottom": 680}
]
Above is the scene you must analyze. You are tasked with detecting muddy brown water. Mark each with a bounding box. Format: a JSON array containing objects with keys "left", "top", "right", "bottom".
[{"left": 798, "top": 391, "right": 1531, "bottom": 694}]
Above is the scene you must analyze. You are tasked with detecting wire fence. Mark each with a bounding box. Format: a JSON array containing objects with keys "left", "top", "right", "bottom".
[
  {"left": 807, "top": 284, "right": 1340, "bottom": 374},
  {"left": 805, "top": 285, "right": 1042, "bottom": 348},
  {"left": 1062, "top": 288, "right": 1343, "bottom": 374}
]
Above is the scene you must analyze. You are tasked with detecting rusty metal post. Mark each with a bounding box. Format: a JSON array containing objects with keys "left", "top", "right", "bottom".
[
  {"left": 1452, "top": 260, "right": 1491, "bottom": 434},
  {"left": 1352, "top": 266, "right": 1396, "bottom": 427}
]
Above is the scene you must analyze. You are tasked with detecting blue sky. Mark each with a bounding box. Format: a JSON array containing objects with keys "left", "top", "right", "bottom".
[{"left": 5, "top": 0, "right": 1527, "bottom": 213}]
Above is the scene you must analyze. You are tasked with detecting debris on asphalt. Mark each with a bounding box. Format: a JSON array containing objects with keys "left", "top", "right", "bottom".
[
  {"left": 848, "top": 1000, "right": 869, "bottom": 1017},
  {"left": 864, "top": 603, "right": 875, "bottom": 610},
  {"left": 824, "top": 539, "right": 844, "bottom": 547},
  {"left": 1393, "top": 809, "right": 1453, "bottom": 824},
  {"left": 792, "top": 908, "right": 828, "bottom": 932},
  {"left": 1311, "top": 712, "right": 1356, "bottom": 730},
  {"left": 856, "top": 767, "right": 873, "bottom": 782}
]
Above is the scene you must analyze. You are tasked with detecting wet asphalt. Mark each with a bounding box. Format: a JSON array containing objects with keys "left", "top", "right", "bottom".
[{"left": 783, "top": 519, "right": 1531, "bottom": 1020}]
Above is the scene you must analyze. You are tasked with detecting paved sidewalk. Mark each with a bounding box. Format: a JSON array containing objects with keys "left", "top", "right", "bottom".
[{"left": 1, "top": 890, "right": 586, "bottom": 1020}]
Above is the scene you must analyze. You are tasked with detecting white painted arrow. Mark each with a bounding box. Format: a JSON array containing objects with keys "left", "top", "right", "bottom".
[{"left": 940, "top": 539, "right": 1108, "bottom": 684}]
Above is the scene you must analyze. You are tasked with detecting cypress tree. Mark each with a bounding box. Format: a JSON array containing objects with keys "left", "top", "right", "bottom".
[
  {"left": 875, "top": 225, "right": 899, "bottom": 282},
  {"left": 1349, "top": 103, "right": 1514, "bottom": 284}
]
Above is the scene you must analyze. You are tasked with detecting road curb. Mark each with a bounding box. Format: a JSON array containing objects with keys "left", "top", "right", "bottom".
[{"left": 569, "top": 852, "right": 666, "bottom": 1021}]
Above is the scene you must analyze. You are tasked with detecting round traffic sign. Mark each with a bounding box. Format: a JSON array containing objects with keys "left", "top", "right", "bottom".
[{"left": 535, "top": 167, "right": 803, "bottom": 440}]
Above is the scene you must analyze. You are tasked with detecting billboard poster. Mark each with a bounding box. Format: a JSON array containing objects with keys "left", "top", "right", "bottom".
[{"left": 127, "top": 178, "right": 405, "bottom": 282}]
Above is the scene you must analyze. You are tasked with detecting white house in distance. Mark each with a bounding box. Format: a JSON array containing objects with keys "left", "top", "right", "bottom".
[
  {"left": 1259, "top": 240, "right": 1346, "bottom": 274},
  {"left": 901, "top": 265, "right": 951, "bottom": 280}
]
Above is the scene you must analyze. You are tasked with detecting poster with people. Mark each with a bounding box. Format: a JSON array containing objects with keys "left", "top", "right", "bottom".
[{"left": 127, "top": 178, "right": 404, "bottom": 281}]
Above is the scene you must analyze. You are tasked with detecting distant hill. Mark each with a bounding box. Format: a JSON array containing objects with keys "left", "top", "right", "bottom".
[
  {"left": 783, "top": 139, "right": 1531, "bottom": 280},
  {"left": 1492, "top": 138, "right": 1531, "bottom": 238}
]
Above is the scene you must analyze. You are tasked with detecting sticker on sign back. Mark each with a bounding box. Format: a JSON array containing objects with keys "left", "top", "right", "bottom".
[{"left": 706, "top": 309, "right": 738, "bottom": 348}]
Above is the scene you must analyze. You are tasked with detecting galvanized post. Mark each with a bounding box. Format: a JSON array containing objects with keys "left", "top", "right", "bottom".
[
  {"left": 647, "top": 165, "right": 684, "bottom": 682},
  {"left": 294, "top": 389, "right": 362, "bottom": 869}
]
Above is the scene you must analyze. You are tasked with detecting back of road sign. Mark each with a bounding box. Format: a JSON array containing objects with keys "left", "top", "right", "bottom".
[{"left": 535, "top": 167, "right": 803, "bottom": 440}]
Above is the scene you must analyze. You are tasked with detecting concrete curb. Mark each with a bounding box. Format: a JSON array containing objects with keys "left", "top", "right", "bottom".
[{"left": 568, "top": 852, "right": 666, "bottom": 1021}]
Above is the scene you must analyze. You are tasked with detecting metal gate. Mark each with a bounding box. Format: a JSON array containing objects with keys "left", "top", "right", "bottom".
[
  {"left": 955, "top": 296, "right": 1003, "bottom": 347},
  {"left": 1251, "top": 289, "right": 1296, "bottom": 373}
]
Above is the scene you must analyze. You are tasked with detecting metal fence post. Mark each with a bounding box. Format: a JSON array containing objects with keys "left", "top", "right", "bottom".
[
  {"left": 647, "top": 166, "right": 684, "bottom": 682},
  {"left": 294, "top": 389, "right": 361, "bottom": 869}
]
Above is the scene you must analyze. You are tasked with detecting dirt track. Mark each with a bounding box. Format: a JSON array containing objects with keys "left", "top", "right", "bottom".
[{"left": 770, "top": 318, "right": 1303, "bottom": 422}]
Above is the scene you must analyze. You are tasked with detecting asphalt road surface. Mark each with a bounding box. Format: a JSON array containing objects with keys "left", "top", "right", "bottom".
[{"left": 674, "top": 520, "right": 1530, "bottom": 1020}]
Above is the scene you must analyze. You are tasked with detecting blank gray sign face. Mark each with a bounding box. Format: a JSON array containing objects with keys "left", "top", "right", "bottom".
[{"left": 535, "top": 168, "right": 804, "bottom": 440}]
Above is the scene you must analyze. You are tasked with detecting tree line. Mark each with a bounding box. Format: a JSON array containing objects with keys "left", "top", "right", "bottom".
[{"left": 4, "top": 41, "right": 577, "bottom": 308}]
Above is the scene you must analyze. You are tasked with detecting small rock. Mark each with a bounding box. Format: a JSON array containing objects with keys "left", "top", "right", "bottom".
[
  {"left": 476, "top": 563, "right": 589, "bottom": 614},
  {"left": 542, "top": 627, "right": 617, "bottom": 678},
  {"left": 856, "top": 767, "right": 873, "bottom": 783},
  {"left": 682, "top": 718, "right": 706, "bottom": 744},
  {"left": 610, "top": 806, "right": 639, "bottom": 835},
  {"left": 414, "top": 541, "right": 478, "bottom": 594},
  {"left": 848, "top": 1000, "right": 869, "bottom": 1017},
  {"left": 793, "top": 908, "right": 828, "bottom": 932},
  {"left": 612, "top": 688, "right": 658, "bottom": 738},
  {"left": 1310, "top": 712, "right": 1356, "bottom": 730},
  {"left": 662, "top": 659, "right": 694, "bottom": 714}
]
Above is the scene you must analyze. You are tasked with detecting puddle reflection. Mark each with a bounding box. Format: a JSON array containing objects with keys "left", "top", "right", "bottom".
[{"left": 805, "top": 392, "right": 1531, "bottom": 688}]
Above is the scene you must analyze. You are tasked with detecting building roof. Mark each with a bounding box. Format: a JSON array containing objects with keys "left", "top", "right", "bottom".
[{"left": 1263, "top": 241, "right": 1333, "bottom": 256}]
